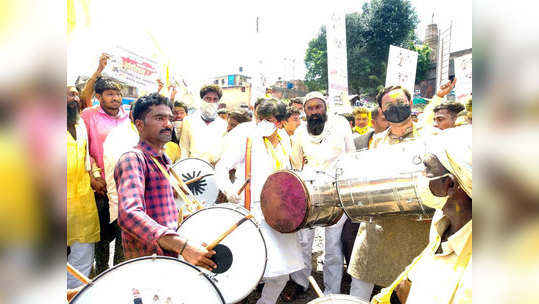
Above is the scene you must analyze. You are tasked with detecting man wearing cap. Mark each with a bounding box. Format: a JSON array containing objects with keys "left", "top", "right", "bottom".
[
  {"left": 179, "top": 84, "right": 227, "bottom": 165},
  {"left": 284, "top": 92, "right": 355, "bottom": 300},
  {"left": 371, "top": 125, "right": 472, "bottom": 304},
  {"left": 347, "top": 83, "right": 453, "bottom": 302}
]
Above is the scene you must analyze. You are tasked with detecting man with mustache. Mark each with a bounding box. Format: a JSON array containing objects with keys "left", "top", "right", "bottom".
[
  {"left": 284, "top": 92, "right": 355, "bottom": 301},
  {"left": 80, "top": 76, "right": 130, "bottom": 274},
  {"left": 114, "top": 93, "right": 216, "bottom": 269},
  {"left": 67, "top": 86, "right": 100, "bottom": 288},
  {"left": 347, "top": 83, "right": 453, "bottom": 302}
]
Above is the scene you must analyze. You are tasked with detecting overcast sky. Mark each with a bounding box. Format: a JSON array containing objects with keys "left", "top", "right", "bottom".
[{"left": 67, "top": 0, "right": 471, "bottom": 91}]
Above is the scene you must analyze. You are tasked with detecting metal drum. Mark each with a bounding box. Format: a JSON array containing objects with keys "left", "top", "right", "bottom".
[
  {"left": 335, "top": 140, "right": 435, "bottom": 223},
  {"left": 260, "top": 170, "right": 343, "bottom": 233},
  {"left": 308, "top": 294, "right": 369, "bottom": 303},
  {"left": 171, "top": 158, "right": 218, "bottom": 211},
  {"left": 70, "top": 256, "right": 224, "bottom": 303},
  {"left": 177, "top": 203, "right": 267, "bottom": 304}
]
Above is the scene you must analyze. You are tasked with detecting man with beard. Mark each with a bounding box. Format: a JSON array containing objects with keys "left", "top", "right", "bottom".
[
  {"left": 80, "top": 76, "right": 130, "bottom": 274},
  {"left": 115, "top": 93, "right": 216, "bottom": 267},
  {"left": 67, "top": 86, "right": 100, "bottom": 288},
  {"left": 179, "top": 84, "right": 227, "bottom": 165},
  {"left": 284, "top": 92, "right": 355, "bottom": 301},
  {"left": 347, "top": 84, "right": 453, "bottom": 302}
]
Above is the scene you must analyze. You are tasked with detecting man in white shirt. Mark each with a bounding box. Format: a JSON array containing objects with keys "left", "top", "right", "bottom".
[
  {"left": 216, "top": 99, "right": 303, "bottom": 304},
  {"left": 285, "top": 92, "right": 355, "bottom": 299},
  {"left": 179, "top": 85, "right": 228, "bottom": 165}
]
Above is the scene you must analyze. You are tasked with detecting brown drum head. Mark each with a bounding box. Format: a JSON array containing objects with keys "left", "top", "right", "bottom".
[{"left": 261, "top": 170, "right": 308, "bottom": 233}]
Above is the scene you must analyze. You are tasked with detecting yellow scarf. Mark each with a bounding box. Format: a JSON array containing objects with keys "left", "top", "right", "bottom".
[
  {"left": 353, "top": 125, "right": 370, "bottom": 135},
  {"left": 263, "top": 134, "right": 287, "bottom": 170}
]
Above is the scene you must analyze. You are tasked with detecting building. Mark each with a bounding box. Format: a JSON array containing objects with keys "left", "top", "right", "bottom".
[
  {"left": 210, "top": 73, "right": 252, "bottom": 109},
  {"left": 269, "top": 79, "right": 308, "bottom": 100},
  {"left": 416, "top": 20, "right": 471, "bottom": 99}
]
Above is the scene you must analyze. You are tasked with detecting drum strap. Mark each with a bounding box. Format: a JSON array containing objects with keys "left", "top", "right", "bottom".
[
  {"left": 372, "top": 232, "right": 472, "bottom": 304},
  {"left": 244, "top": 137, "right": 252, "bottom": 211},
  {"left": 149, "top": 155, "right": 204, "bottom": 219}
]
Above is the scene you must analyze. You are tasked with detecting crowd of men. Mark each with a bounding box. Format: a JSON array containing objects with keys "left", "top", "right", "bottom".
[{"left": 67, "top": 54, "right": 472, "bottom": 303}]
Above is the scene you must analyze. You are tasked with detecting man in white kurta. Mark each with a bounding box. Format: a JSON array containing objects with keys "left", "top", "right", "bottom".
[
  {"left": 289, "top": 92, "right": 355, "bottom": 296},
  {"left": 180, "top": 85, "right": 227, "bottom": 165},
  {"left": 216, "top": 99, "right": 303, "bottom": 304}
]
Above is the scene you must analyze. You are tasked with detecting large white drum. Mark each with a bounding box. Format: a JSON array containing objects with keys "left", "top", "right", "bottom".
[
  {"left": 171, "top": 158, "right": 218, "bottom": 211},
  {"left": 70, "top": 256, "right": 224, "bottom": 303},
  {"left": 177, "top": 203, "right": 267, "bottom": 304}
]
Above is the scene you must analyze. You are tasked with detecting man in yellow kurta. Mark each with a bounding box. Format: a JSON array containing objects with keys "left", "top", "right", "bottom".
[
  {"left": 372, "top": 125, "right": 472, "bottom": 304},
  {"left": 67, "top": 86, "right": 100, "bottom": 288}
]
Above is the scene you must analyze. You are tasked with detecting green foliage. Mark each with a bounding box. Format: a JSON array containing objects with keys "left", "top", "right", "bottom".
[
  {"left": 304, "top": 27, "right": 328, "bottom": 92},
  {"left": 304, "top": 0, "right": 429, "bottom": 98},
  {"left": 413, "top": 44, "right": 432, "bottom": 83}
]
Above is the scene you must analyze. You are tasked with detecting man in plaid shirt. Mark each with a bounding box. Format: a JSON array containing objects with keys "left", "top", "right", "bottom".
[{"left": 114, "top": 93, "right": 216, "bottom": 271}]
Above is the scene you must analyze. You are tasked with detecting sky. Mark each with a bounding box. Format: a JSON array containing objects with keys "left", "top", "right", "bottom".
[{"left": 67, "top": 0, "right": 471, "bottom": 92}]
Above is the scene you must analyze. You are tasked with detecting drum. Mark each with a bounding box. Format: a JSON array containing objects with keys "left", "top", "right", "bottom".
[
  {"left": 260, "top": 170, "right": 343, "bottom": 233},
  {"left": 308, "top": 294, "right": 369, "bottom": 303},
  {"left": 171, "top": 158, "right": 218, "bottom": 210},
  {"left": 176, "top": 203, "right": 267, "bottom": 304},
  {"left": 336, "top": 140, "right": 435, "bottom": 222},
  {"left": 70, "top": 256, "right": 224, "bottom": 303}
]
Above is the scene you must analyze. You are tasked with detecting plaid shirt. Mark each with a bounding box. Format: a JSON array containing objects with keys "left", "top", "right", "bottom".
[{"left": 114, "top": 140, "right": 179, "bottom": 259}]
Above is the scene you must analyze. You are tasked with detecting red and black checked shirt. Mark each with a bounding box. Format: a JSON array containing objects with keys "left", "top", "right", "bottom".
[{"left": 114, "top": 140, "right": 179, "bottom": 259}]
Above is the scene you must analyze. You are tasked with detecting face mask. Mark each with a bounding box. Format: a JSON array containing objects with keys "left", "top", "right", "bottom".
[
  {"left": 200, "top": 101, "right": 218, "bottom": 121},
  {"left": 257, "top": 119, "right": 277, "bottom": 137},
  {"left": 416, "top": 173, "right": 451, "bottom": 210},
  {"left": 383, "top": 103, "right": 411, "bottom": 123},
  {"left": 172, "top": 121, "right": 183, "bottom": 138}
]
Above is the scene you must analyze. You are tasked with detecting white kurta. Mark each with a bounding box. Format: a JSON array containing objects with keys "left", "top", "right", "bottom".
[
  {"left": 103, "top": 121, "right": 139, "bottom": 223},
  {"left": 289, "top": 114, "right": 355, "bottom": 294},
  {"left": 215, "top": 127, "right": 304, "bottom": 278},
  {"left": 179, "top": 112, "right": 228, "bottom": 164}
]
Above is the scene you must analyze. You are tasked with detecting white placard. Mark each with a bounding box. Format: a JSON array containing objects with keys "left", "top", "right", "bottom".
[
  {"left": 454, "top": 53, "right": 472, "bottom": 99},
  {"left": 385, "top": 45, "right": 418, "bottom": 95},
  {"left": 102, "top": 46, "right": 160, "bottom": 92},
  {"left": 326, "top": 12, "right": 350, "bottom": 113}
]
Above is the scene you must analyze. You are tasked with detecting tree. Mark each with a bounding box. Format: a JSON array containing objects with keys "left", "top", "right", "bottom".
[
  {"left": 304, "top": 0, "right": 427, "bottom": 98},
  {"left": 304, "top": 27, "right": 327, "bottom": 92},
  {"left": 413, "top": 44, "right": 432, "bottom": 84}
]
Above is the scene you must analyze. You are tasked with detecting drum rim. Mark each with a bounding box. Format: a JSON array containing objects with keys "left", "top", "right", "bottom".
[
  {"left": 172, "top": 157, "right": 215, "bottom": 169},
  {"left": 70, "top": 255, "right": 226, "bottom": 303},
  {"left": 335, "top": 171, "right": 354, "bottom": 223},
  {"left": 261, "top": 169, "right": 311, "bottom": 233},
  {"left": 176, "top": 204, "right": 268, "bottom": 302},
  {"left": 307, "top": 294, "right": 369, "bottom": 303}
]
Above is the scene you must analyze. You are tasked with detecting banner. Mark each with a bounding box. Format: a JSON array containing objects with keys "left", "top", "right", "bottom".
[
  {"left": 102, "top": 46, "right": 160, "bottom": 92},
  {"left": 385, "top": 45, "right": 418, "bottom": 96},
  {"left": 326, "top": 12, "right": 350, "bottom": 113},
  {"left": 454, "top": 53, "right": 472, "bottom": 99}
]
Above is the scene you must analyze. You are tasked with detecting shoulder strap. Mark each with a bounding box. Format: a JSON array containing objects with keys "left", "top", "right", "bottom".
[
  {"left": 244, "top": 137, "right": 252, "bottom": 211},
  {"left": 148, "top": 154, "right": 203, "bottom": 226},
  {"left": 372, "top": 235, "right": 442, "bottom": 304}
]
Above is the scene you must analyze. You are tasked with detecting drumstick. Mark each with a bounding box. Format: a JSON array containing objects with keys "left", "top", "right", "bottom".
[
  {"left": 184, "top": 173, "right": 214, "bottom": 185},
  {"left": 206, "top": 214, "right": 253, "bottom": 250},
  {"left": 67, "top": 262, "right": 91, "bottom": 285},
  {"left": 237, "top": 177, "right": 251, "bottom": 196},
  {"left": 308, "top": 276, "right": 324, "bottom": 298}
]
